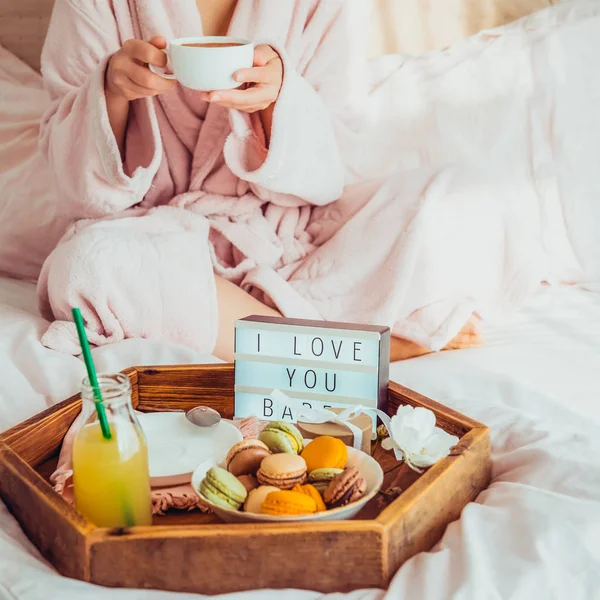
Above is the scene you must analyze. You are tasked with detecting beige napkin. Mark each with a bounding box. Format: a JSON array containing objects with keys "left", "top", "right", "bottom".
[{"left": 51, "top": 413, "right": 264, "bottom": 515}]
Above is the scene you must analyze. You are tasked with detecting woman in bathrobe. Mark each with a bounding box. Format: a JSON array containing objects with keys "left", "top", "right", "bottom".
[{"left": 37, "top": 0, "right": 493, "bottom": 361}]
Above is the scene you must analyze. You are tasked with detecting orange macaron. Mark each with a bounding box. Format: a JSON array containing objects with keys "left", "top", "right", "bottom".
[
  {"left": 291, "top": 483, "right": 327, "bottom": 512},
  {"left": 261, "top": 490, "right": 317, "bottom": 516},
  {"left": 300, "top": 436, "right": 348, "bottom": 472}
]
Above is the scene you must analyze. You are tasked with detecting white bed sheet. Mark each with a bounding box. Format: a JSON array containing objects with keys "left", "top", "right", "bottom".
[
  {"left": 0, "top": 277, "right": 599, "bottom": 600},
  {"left": 391, "top": 284, "right": 600, "bottom": 429}
]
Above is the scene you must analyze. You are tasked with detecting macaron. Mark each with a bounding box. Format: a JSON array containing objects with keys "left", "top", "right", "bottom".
[
  {"left": 226, "top": 439, "right": 271, "bottom": 477},
  {"left": 259, "top": 421, "right": 304, "bottom": 454},
  {"left": 238, "top": 474, "right": 259, "bottom": 494},
  {"left": 323, "top": 466, "right": 367, "bottom": 509},
  {"left": 308, "top": 468, "right": 344, "bottom": 494},
  {"left": 300, "top": 436, "right": 348, "bottom": 472},
  {"left": 261, "top": 490, "right": 317, "bottom": 516},
  {"left": 292, "top": 483, "right": 327, "bottom": 512},
  {"left": 244, "top": 485, "right": 279, "bottom": 514},
  {"left": 257, "top": 453, "right": 308, "bottom": 489},
  {"left": 199, "top": 467, "right": 247, "bottom": 511}
]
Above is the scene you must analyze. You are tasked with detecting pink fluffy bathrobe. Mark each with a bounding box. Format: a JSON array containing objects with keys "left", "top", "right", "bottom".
[{"left": 38, "top": 0, "right": 571, "bottom": 354}]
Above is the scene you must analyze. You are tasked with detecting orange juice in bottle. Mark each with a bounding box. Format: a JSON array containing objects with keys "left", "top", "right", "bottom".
[{"left": 73, "top": 373, "right": 152, "bottom": 528}]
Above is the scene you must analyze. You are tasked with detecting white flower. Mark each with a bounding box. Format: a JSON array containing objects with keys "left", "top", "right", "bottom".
[{"left": 381, "top": 405, "right": 459, "bottom": 472}]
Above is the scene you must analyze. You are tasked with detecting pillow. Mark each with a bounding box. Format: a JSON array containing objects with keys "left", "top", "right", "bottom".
[
  {"left": 0, "top": 0, "right": 55, "bottom": 72},
  {"left": 0, "top": 44, "right": 69, "bottom": 280},
  {"left": 368, "top": 0, "right": 555, "bottom": 56}
]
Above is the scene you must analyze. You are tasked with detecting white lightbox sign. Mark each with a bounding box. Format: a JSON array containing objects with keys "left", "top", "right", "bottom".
[{"left": 234, "top": 316, "right": 390, "bottom": 424}]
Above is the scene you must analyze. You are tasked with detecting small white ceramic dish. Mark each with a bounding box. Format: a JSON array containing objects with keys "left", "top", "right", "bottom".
[
  {"left": 138, "top": 412, "right": 242, "bottom": 487},
  {"left": 191, "top": 441, "right": 384, "bottom": 523}
]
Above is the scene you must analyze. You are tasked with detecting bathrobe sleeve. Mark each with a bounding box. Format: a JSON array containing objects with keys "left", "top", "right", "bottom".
[
  {"left": 39, "top": 0, "right": 162, "bottom": 218},
  {"left": 224, "top": 0, "right": 370, "bottom": 208}
]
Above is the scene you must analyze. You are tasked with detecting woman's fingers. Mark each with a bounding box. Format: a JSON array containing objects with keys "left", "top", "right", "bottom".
[
  {"left": 253, "top": 44, "right": 279, "bottom": 67},
  {"left": 122, "top": 38, "right": 168, "bottom": 67},
  {"left": 234, "top": 67, "right": 273, "bottom": 85},
  {"left": 108, "top": 36, "right": 175, "bottom": 100},
  {"left": 127, "top": 62, "right": 176, "bottom": 92},
  {"left": 207, "top": 101, "right": 267, "bottom": 112},
  {"left": 202, "top": 87, "right": 275, "bottom": 111},
  {"left": 199, "top": 45, "right": 282, "bottom": 113},
  {"left": 236, "top": 45, "right": 282, "bottom": 84},
  {"left": 122, "top": 77, "right": 160, "bottom": 100},
  {"left": 148, "top": 36, "right": 168, "bottom": 50}
]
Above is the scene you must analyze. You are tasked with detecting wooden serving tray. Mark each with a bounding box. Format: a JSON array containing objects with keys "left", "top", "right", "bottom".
[{"left": 0, "top": 364, "right": 491, "bottom": 595}]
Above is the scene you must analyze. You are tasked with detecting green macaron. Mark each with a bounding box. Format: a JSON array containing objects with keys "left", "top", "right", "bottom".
[
  {"left": 199, "top": 467, "right": 247, "bottom": 511},
  {"left": 259, "top": 421, "right": 305, "bottom": 454},
  {"left": 308, "top": 468, "right": 344, "bottom": 494}
]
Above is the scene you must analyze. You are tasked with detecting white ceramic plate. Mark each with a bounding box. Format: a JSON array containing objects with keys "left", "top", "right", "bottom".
[
  {"left": 191, "top": 441, "right": 384, "bottom": 523},
  {"left": 138, "top": 412, "right": 242, "bottom": 487}
]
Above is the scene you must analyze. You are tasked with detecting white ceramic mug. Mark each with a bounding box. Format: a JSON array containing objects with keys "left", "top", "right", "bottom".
[{"left": 150, "top": 36, "right": 255, "bottom": 92}]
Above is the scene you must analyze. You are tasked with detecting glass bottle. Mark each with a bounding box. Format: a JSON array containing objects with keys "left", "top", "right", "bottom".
[{"left": 72, "top": 373, "right": 152, "bottom": 528}]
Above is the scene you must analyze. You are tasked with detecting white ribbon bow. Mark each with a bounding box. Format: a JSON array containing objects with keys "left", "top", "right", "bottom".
[{"left": 270, "top": 389, "right": 403, "bottom": 460}]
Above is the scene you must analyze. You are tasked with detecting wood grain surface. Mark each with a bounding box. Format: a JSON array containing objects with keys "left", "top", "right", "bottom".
[
  {"left": 87, "top": 522, "right": 386, "bottom": 594},
  {"left": 136, "top": 364, "right": 235, "bottom": 418},
  {"left": 0, "top": 442, "right": 93, "bottom": 580}
]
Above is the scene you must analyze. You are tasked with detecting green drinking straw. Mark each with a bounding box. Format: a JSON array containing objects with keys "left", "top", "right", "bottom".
[
  {"left": 72, "top": 308, "right": 112, "bottom": 440},
  {"left": 72, "top": 308, "right": 135, "bottom": 527}
]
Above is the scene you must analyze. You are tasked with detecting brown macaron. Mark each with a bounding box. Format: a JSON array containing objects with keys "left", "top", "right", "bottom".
[
  {"left": 256, "top": 454, "right": 308, "bottom": 490},
  {"left": 226, "top": 439, "right": 271, "bottom": 477},
  {"left": 238, "top": 474, "right": 259, "bottom": 494},
  {"left": 323, "top": 467, "right": 367, "bottom": 509}
]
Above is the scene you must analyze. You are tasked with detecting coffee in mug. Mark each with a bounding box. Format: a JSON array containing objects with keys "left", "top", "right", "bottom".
[
  {"left": 150, "top": 36, "right": 254, "bottom": 91},
  {"left": 182, "top": 42, "right": 244, "bottom": 48}
]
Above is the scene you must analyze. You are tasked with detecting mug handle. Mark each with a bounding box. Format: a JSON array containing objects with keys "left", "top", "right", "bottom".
[{"left": 149, "top": 48, "right": 176, "bottom": 80}]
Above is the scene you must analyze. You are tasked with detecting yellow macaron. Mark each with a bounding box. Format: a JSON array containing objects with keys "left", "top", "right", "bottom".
[
  {"left": 291, "top": 483, "right": 327, "bottom": 512},
  {"left": 261, "top": 490, "right": 317, "bottom": 516},
  {"left": 300, "top": 436, "right": 348, "bottom": 472}
]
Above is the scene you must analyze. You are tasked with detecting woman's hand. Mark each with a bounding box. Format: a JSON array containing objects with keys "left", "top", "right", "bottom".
[
  {"left": 199, "top": 45, "right": 283, "bottom": 113},
  {"left": 105, "top": 36, "right": 175, "bottom": 157},
  {"left": 106, "top": 36, "right": 176, "bottom": 101}
]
